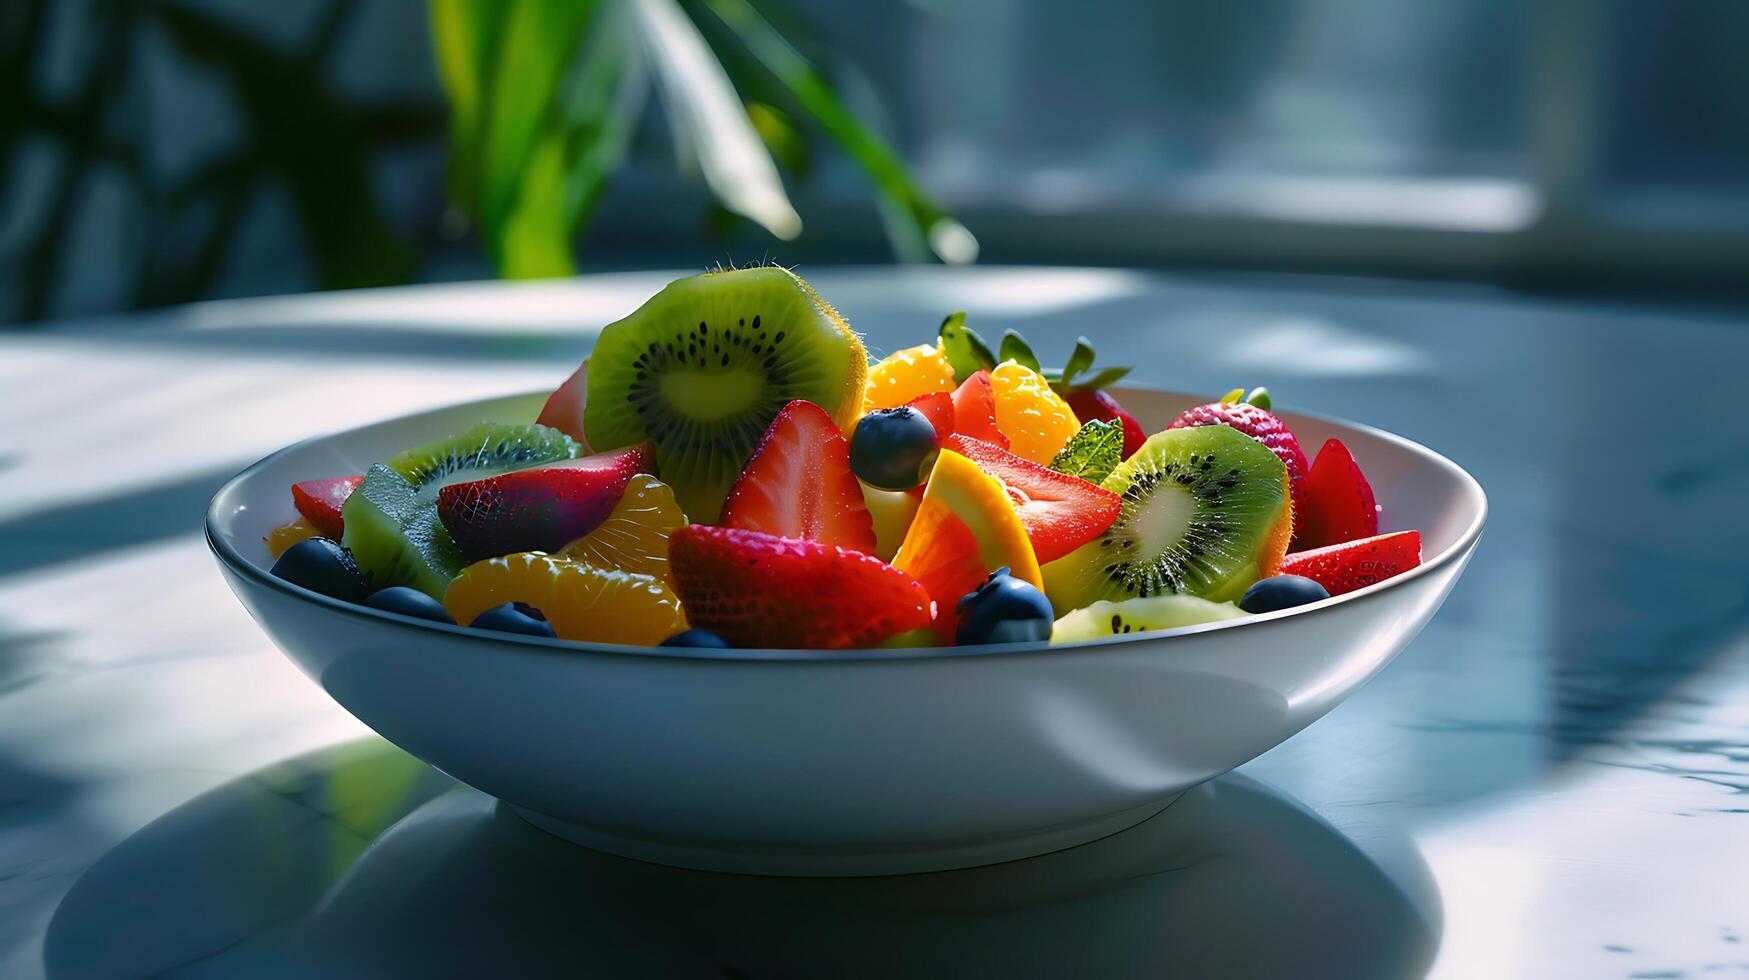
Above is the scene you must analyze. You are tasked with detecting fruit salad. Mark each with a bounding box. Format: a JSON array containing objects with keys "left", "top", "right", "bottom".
[{"left": 264, "top": 267, "right": 1425, "bottom": 649}]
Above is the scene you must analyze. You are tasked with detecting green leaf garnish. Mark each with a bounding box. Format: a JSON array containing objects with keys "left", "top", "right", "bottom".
[
  {"left": 1049, "top": 420, "right": 1124, "bottom": 483},
  {"left": 998, "top": 329, "right": 1041, "bottom": 373},
  {"left": 1073, "top": 366, "right": 1131, "bottom": 391},
  {"left": 936, "top": 319, "right": 1131, "bottom": 393},
  {"left": 938, "top": 311, "right": 996, "bottom": 381},
  {"left": 1060, "top": 337, "right": 1097, "bottom": 387}
]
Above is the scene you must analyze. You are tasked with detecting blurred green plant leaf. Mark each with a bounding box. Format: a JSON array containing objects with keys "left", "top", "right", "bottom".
[
  {"left": 696, "top": 0, "right": 976, "bottom": 264},
  {"left": 154, "top": 3, "right": 415, "bottom": 291},
  {"left": 483, "top": 1, "right": 598, "bottom": 263},
  {"left": 429, "top": 0, "right": 506, "bottom": 209},
  {"left": 432, "top": 0, "right": 968, "bottom": 277},
  {"left": 558, "top": 1, "right": 647, "bottom": 229},
  {"left": 635, "top": 0, "right": 801, "bottom": 240}
]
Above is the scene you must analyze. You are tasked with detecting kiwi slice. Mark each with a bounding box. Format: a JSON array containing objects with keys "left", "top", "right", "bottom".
[
  {"left": 342, "top": 423, "right": 580, "bottom": 599},
  {"left": 386, "top": 422, "right": 580, "bottom": 497},
  {"left": 1051, "top": 595, "right": 1246, "bottom": 644},
  {"left": 1043, "top": 424, "right": 1291, "bottom": 610},
  {"left": 584, "top": 267, "right": 867, "bottom": 522}
]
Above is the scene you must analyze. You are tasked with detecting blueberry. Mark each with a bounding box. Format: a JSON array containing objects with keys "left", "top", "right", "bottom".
[
  {"left": 660, "top": 629, "right": 732, "bottom": 648},
  {"left": 364, "top": 586, "right": 457, "bottom": 624},
  {"left": 955, "top": 567, "right": 1054, "bottom": 645},
  {"left": 849, "top": 407, "right": 941, "bottom": 491},
  {"left": 1238, "top": 575, "right": 1331, "bottom": 614},
  {"left": 470, "top": 602, "right": 557, "bottom": 638},
  {"left": 271, "top": 537, "right": 370, "bottom": 602}
]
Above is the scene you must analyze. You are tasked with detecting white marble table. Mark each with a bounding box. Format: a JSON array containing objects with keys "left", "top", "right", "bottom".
[{"left": 2, "top": 268, "right": 1746, "bottom": 979}]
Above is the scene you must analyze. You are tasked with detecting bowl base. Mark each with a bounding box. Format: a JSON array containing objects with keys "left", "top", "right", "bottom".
[{"left": 507, "top": 795, "right": 1183, "bottom": 877}]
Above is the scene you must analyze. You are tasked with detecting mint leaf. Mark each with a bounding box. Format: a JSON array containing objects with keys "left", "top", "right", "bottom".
[
  {"left": 998, "top": 329, "right": 1041, "bottom": 372},
  {"left": 1049, "top": 419, "right": 1124, "bottom": 483},
  {"left": 938, "top": 311, "right": 995, "bottom": 381}
]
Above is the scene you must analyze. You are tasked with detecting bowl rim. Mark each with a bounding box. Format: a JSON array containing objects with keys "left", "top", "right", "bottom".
[{"left": 207, "top": 386, "right": 1487, "bottom": 664}]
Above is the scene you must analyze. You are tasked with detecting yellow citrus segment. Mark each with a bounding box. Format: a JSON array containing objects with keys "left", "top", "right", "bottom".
[
  {"left": 990, "top": 360, "right": 1080, "bottom": 464},
  {"left": 265, "top": 517, "right": 319, "bottom": 558},
  {"left": 894, "top": 449, "right": 1041, "bottom": 592},
  {"left": 863, "top": 343, "right": 956, "bottom": 412},
  {"left": 445, "top": 552, "right": 686, "bottom": 646},
  {"left": 555, "top": 474, "right": 687, "bottom": 577}
]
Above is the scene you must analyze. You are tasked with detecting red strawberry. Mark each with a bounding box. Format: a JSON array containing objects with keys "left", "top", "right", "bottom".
[
  {"left": 1293, "top": 438, "right": 1379, "bottom": 550},
  {"left": 949, "top": 371, "right": 1009, "bottom": 449},
  {"left": 291, "top": 476, "right": 363, "bottom": 539},
  {"left": 669, "top": 525, "right": 933, "bottom": 648},
  {"left": 720, "top": 400, "right": 878, "bottom": 554},
  {"left": 1066, "top": 388, "right": 1145, "bottom": 459},
  {"left": 1279, "top": 530, "right": 1420, "bottom": 596},
  {"left": 944, "top": 434, "right": 1121, "bottom": 564},
  {"left": 535, "top": 360, "right": 591, "bottom": 449},
  {"left": 1168, "top": 398, "right": 1309, "bottom": 514},
  {"left": 904, "top": 391, "right": 955, "bottom": 439},
  {"left": 436, "top": 444, "right": 652, "bottom": 561}
]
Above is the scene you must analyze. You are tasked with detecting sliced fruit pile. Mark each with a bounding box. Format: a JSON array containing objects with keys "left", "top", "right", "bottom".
[{"left": 266, "top": 266, "right": 1426, "bottom": 649}]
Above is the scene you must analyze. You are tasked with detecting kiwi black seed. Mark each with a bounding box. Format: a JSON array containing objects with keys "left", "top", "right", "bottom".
[
  {"left": 342, "top": 422, "right": 580, "bottom": 599},
  {"left": 1043, "top": 424, "right": 1290, "bottom": 610},
  {"left": 583, "top": 267, "right": 867, "bottom": 523}
]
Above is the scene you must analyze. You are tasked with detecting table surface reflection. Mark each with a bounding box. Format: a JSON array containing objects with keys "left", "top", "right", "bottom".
[{"left": 2, "top": 267, "right": 1747, "bottom": 978}]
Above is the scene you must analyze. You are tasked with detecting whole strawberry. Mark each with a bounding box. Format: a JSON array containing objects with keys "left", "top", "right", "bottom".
[{"left": 1168, "top": 387, "right": 1309, "bottom": 513}]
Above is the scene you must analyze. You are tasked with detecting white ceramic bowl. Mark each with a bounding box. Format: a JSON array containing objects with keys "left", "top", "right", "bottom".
[{"left": 208, "top": 387, "right": 1485, "bottom": 876}]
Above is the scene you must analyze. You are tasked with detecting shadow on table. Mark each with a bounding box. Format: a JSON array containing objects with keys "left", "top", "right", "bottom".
[{"left": 44, "top": 738, "right": 1439, "bottom": 980}]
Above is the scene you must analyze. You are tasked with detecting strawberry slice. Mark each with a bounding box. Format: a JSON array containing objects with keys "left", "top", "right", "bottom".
[
  {"left": 949, "top": 370, "right": 1009, "bottom": 449},
  {"left": 1293, "top": 438, "right": 1379, "bottom": 550},
  {"left": 720, "top": 400, "right": 878, "bottom": 554},
  {"left": 904, "top": 391, "right": 955, "bottom": 439},
  {"left": 669, "top": 525, "right": 933, "bottom": 648},
  {"left": 291, "top": 476, "right": 363, "bottom": 539},
  {"left": 436, "top": 444, "right": 652, "bottom": 561},
  {"left": 535, "top": 360, "right": 591, "bottom": 449},
  {"left": 943, "top": 434, "right": 1121, "bottom": 564},
  {"left": 1279, "top": 530, "right": 1420, "bottom": 596},
  {"left": 1066, "top": 388, "right": 1145, "bottom": 459}
]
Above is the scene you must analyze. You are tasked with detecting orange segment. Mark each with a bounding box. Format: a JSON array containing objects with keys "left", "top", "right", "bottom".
[
  {"left": 445, "top": 552, "right": 686, "bottom": 645},
  {"left": 863, "top": 343, "right": 956, "bottom": 412},
  {"left": 893, "top": 449, "right": 1041, "bottom": 637},
  {"left": 990, "top": 361, "right": 1080, "bottom": 464},
  {"left": 265, "top": 517, "right": 319, "bottom": 558},
  {"left": 555, "top": 474, "right": 686, "bottom": 577}
]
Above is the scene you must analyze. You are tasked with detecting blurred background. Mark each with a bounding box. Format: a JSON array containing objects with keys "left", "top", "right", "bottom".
[{"left": 3, "top": 0, "right": 1747, "bottom": 325}]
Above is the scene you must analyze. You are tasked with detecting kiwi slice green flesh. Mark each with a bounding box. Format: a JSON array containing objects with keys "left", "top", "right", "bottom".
[
  {"left": 1051, "top": 595, "right": 1246, "bottom": 644},
  {"left": 387, "top": 422, "right": 580, "bottom": 499},
  {"left": 342, "top": 464, "right": 468, "bottom": 600},
  {"left": 584, "top": 267, "right": 866, "bottom": 523},
  {"left": 343, "top": 423, "right": 580, "bottom": 599},
  {"left": 1043, "top": 424, "right": 1289, "bottom": 610}
]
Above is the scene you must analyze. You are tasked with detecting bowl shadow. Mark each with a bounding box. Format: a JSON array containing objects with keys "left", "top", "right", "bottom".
[{"left": 45, "top": 739, "right": 1440, "bottom": 979}]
